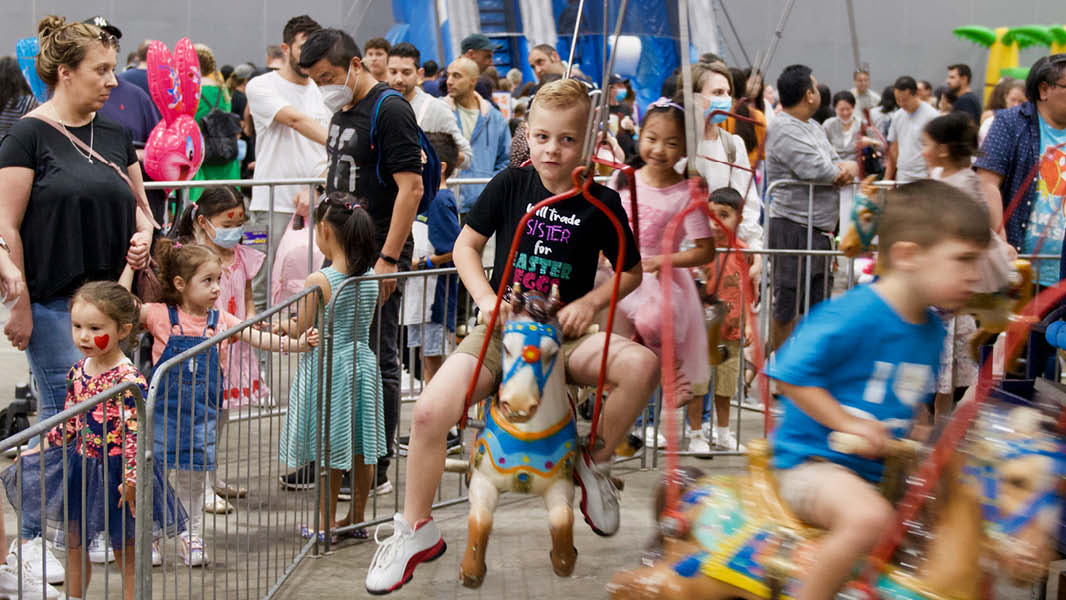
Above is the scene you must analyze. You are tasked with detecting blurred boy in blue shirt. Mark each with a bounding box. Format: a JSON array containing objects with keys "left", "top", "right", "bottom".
[{"left": 768, "top": 180, "right": 990, "bottom": 599}]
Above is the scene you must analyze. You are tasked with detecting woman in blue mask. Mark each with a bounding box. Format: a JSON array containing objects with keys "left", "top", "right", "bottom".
[
  {"left": 684, "top": 61, "right": 765, "bottom": 257},
  {"left": 175, "top": 185, "right": 264, "bottom": 514},
  {"left": 608, "top": 74, "right": 640, "bottom": 161}
]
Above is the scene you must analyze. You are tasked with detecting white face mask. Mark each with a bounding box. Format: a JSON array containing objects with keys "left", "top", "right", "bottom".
[{"left": 321, "top": 66, "right": 354, "bottom": 113}]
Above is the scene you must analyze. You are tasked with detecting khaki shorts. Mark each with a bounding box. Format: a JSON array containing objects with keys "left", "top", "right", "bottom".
[
  {"left": 713, "top": 340, "right": 742, "bottom": 398},
  {"left": 776, "top": 461, "right": 878, "bottom": 524},
  {"left": 455, "top": 322, "right": 596, "bottom": 385}
]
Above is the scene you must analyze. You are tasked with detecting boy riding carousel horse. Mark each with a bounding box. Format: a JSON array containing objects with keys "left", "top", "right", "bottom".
[
  {"left": 610, "top": 180, "right": 1064, "bottom": 600},
  {"left": 767, "top": 180, "right": 990, "bottom": 600},
  {"left": 365, "top": 78, "right": 660, "bottom": 594}
]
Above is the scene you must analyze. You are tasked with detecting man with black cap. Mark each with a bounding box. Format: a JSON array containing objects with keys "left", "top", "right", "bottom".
[
  {"left": 90, "top": 16, "right": 168, "bottom": 224},
  {"left": 460, "top": 33, "right": 501, "bottom": 102}
]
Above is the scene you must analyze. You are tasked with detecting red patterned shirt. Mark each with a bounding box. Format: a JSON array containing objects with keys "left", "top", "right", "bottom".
[{"left": 46, "top": 359, "right": 146, "bottom": 485}]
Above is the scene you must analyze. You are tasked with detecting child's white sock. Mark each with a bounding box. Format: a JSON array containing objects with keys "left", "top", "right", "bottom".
[{"left": 716, "top": 426, "right": 731, "bottom": 440}]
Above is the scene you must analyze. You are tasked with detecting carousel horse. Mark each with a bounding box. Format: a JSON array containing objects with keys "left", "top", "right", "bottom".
[
  {"left": 839, "top": 180, "right": 1033, "bottom": 360},
  {"left": 607, "top": 400, "right": 1066, "bottom": 600},
  {"left": 458, "top": 284, "right": 581, "bottom": 588}
]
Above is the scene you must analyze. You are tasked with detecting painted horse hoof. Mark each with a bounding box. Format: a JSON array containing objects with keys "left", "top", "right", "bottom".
[
  {"left": 550, "top": 546, "right": 578, "bottom": 577},
  {"left": 460, "top": 567, "right": 485, "bottom": 589}
]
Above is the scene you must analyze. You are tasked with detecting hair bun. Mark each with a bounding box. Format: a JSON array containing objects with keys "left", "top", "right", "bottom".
[{"left": 37, "top": 15, "right": 68, "bottom": 39}]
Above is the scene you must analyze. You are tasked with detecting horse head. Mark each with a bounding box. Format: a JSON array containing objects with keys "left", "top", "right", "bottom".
[
  {"left": 498, "top": 284, "right": 564, "bottom": 423},
  {"left": 840, "top": 180, "right": 885, "bottom": 259},
  {"left": 964, "top": 402, "right": 1066, "bottom": 583}
]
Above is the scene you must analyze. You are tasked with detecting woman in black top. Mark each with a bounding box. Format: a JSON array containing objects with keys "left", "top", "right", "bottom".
[{"left": 0, "top": 16, "right": 154, "bottom": 439}]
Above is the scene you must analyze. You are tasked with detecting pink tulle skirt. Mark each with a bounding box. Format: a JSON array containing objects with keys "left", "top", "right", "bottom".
[{"left": 618, "top": 268, "right": 709, "bottom": 394}]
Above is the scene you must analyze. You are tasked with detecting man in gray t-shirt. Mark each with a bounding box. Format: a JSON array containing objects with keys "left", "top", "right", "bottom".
[
  {"left": 886, "top": 76, "right": 939, "bottom": 183},
  {"left": 765, "top": 64, "right": 858, "bottom": 348}
]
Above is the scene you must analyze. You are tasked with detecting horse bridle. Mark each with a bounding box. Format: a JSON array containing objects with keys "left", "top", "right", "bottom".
[
  {"left": 501, "top": 321, "right": 561, "bottom": 397},
  {"left": 963, "top": 437, "right": 1066, "bottom": 538}
]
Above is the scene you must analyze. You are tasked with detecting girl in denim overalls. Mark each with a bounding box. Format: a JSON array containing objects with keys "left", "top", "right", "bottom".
[{"left": 125, "top": 239, "right": 318, "bottom": 566}]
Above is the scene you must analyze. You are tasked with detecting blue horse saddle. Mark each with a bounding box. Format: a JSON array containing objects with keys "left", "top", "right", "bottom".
[{"left": 473, "top": 402, "right": 577, "bottom": 493}]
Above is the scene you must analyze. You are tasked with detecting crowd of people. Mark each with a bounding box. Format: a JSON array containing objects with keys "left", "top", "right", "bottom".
[{"left": 0, "top": 9, "right": 1063, "bottom": 600}]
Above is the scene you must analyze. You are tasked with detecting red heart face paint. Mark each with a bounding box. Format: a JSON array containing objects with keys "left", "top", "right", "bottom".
[
  {"left": 228, "top": 211, "right": 235, "bottom": 218},
  {"left": 93, "top": 335, "right": 110, "bottom": 350}
]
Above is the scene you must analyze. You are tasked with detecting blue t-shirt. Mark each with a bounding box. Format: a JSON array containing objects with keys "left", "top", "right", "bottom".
[
  {"left": 98, "top": 78, "right": 161, "bottom": 146},
  {"left": 118, "top": 68, "right": 151, "bottom": 98},
  {"left": 425, "top": 188, "right": 460, "bottom": 328},
  {"left": 1022, "top": 114, "right": 1066, "bottom": 286},
  {"left": 768, "top": 285, "right": 944, "bottom": 482}
]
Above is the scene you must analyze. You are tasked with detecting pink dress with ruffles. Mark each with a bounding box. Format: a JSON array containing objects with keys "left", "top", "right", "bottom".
[
  {"left": 614, "top": 174, "right": 713, "bottom": 393},
  {"left": 217, "top": 244, "right": 269, "bottom": 408}
]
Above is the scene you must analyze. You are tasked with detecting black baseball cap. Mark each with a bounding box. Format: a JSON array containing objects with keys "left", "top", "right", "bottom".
[
  {"left": 609, "top": 73, "right": 628, "bottom": 86},
  {"left": 83, "top": 16, "right": 122, "bottom": 39},
  {"left": 461, "top": 33, "right": 501, "bottom": 53}
]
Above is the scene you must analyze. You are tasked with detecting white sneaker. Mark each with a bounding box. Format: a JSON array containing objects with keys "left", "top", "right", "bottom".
[
  {"left": 715, "top": 428, "right": 747, "bottom": 452},
  {"left": 372, "top": 479, "right": 394, "bottom": 496},
  {"left": 686, "top": 428, "right": 712, "bottom": 455},
  {"left": 88, "top": 532, "right": 115, "bottom": 564},
  {"left": 178, "top": 534, "right": 209, "bottom": 567},
  {"left": 0, "top": 562, "right": 59, "bottom": 600},
  {"left": 573, "top": 449, "right": 620, "bottom": 537},
  {"left": 365, "top": 513, "right": 447, "bottom": 594},
  {"left": 152, "top": 541, "right": 163, "bottom": 566},
  {"left": 7, "top": 538, "right": 64, "bottom": 584},
  {"left": 642, "top": 426, "right": 667, "bottom": 449}
]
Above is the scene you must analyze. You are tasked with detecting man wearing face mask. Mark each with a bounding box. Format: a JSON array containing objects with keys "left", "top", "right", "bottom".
[
  {"left": 764, "top": 64, "right": 858, "bottom": 348},
  {"left": 299, "top": 28, "right": 424, "bottom": 497},
  {"left": 245, "top": 14, "right": 331, "bottom": 312}
]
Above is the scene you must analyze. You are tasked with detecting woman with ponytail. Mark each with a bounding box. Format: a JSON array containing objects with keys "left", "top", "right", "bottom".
[{"left": 0, "top": 19, "right": 155, "bottom": 573}]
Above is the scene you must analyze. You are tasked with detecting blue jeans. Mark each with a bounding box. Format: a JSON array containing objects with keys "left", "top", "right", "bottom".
[{"left": 22, "top": 297, "right": 79, "bottom": 538}]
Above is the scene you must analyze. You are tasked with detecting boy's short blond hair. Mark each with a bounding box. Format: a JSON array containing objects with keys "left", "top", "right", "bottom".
[
  {"left": 529, "top": 78, "right": 591, "bottom": 121},
  {"left": 878, "top": 179, "right": 991, "bottom": 267}
]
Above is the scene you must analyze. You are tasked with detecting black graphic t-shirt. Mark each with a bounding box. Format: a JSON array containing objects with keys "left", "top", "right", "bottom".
[
  {"left": 325, "top": 82, "right": 422, "bottom": 252},
  {"left": 464, "top": 166, "right": 640, "bottom": 304}
]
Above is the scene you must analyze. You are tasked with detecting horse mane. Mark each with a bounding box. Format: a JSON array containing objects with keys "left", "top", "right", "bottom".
[{"left": 510, "top": 291, "right": 558, "bottom": 324}]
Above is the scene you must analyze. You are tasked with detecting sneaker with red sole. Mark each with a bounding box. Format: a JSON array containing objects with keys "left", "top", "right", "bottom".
[
  {"left": 365, "top": 513, "right": 447, "bottom": 595},
  {"left": 573, "top": 448, "right": 620, "bottom": 536}
]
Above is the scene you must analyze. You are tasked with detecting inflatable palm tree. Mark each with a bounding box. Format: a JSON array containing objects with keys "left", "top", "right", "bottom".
[{"left": 953, "top": 25, "right": 1051, "bottom": 102}]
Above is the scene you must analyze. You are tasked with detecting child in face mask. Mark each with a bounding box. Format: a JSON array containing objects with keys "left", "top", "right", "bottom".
[{"left": 175, "top": 186, "right": 268, "bottom": 512}]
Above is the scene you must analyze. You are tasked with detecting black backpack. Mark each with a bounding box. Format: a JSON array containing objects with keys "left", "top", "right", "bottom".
[{"left": 198, "top": 90, "right": 242, "bottom": 166}]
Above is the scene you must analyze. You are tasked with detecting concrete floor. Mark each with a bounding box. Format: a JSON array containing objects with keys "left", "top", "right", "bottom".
[{"left": 275, "top": 457, "right": 748, "bottom": 600}]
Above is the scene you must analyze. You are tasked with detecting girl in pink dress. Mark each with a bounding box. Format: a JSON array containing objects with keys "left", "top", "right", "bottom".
[
  {"left": 609, "top": 99, "right": 716, "bottom": 452},
  {"left": 175, "top": 186, "right": 267, "bottom": 510}
]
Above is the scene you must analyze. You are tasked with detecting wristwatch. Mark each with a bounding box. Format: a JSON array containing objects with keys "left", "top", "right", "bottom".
[
  {"left": 378, "top": 252, "right": 399, "bottom": 266},
  {"left": 0, "top": 235, "right": 9, "bottom": 254}
]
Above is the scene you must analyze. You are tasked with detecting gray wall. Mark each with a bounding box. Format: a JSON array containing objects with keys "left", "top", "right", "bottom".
[
  {"left": 3, "top": 0, "right": 395, "bottom": 70},
  {"left": 715, "top": 0, "right": 1065, "bottom": 100},
  {"left": 4, "top": 1, "right": 1064, "bottom": 98}
]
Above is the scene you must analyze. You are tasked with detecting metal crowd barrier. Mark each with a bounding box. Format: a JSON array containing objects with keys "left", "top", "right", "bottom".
[
  {"left": 135, "top": 287, "right": 324, "bottom": 600},
  {"left": 0, "top": 381, "right": 145, "bottom": 600}
]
